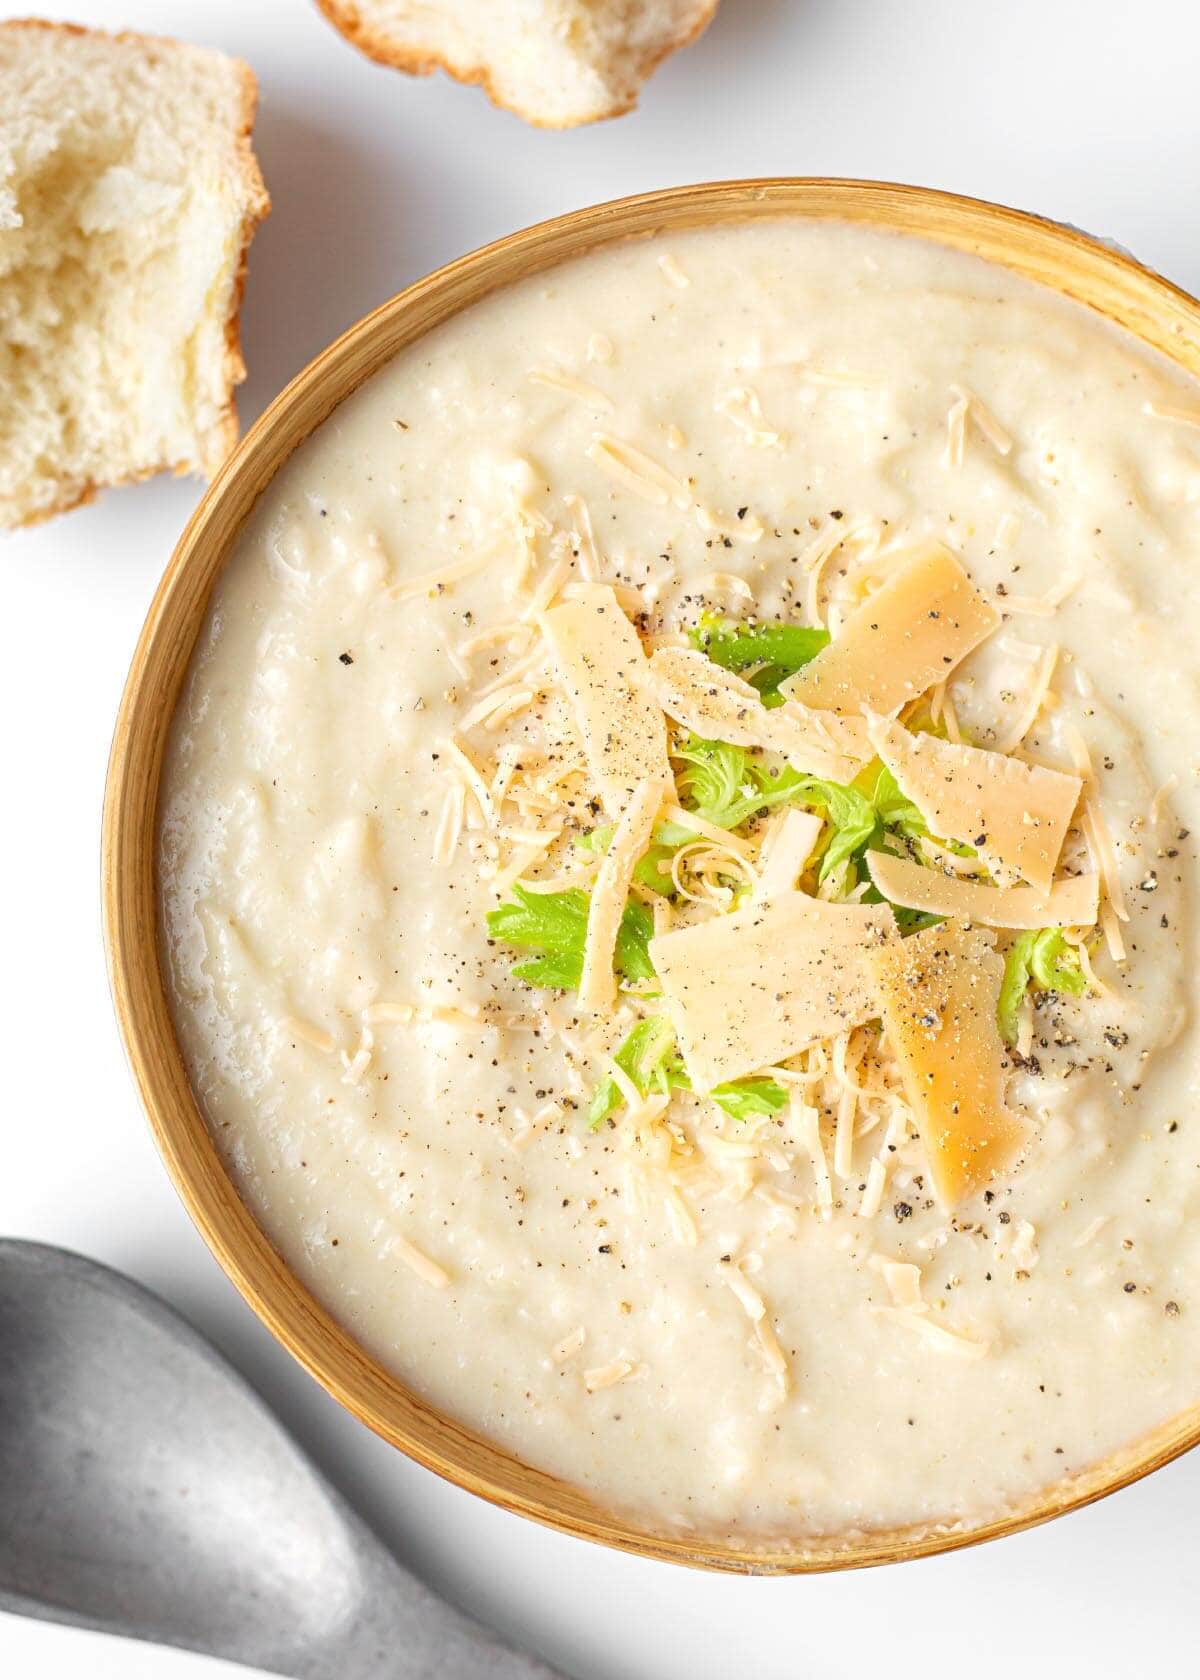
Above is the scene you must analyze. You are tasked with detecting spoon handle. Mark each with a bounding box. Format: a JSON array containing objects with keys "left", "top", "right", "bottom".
[{"left": 291, "top": 1541, "right": 568, "bottom": 1680}]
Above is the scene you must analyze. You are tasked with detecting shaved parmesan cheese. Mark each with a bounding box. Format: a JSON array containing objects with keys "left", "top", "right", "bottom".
[
  {"left": 754, "top": 808, "right": 824, "bottom": 899},
  {"left": 649, "top": 891, "right": 897, "bottom": 1090},
  {"left": 865, "top": 850, "right": 1099, "bottom": 930},
  {"left": 578, "top": 776, "right": 663, "bottom": 1013},
  {"left": 540, "top": 584, "right": 671, "bottom": 817},
  {"left": 646, "top": 646, "right": 870, "bottom": 782},
  {"left": 780, "top": 544, "right": 999, "bottom": 716},
  {"left": 866, "top": 716, "right": 1082, "bottom": 892},
  {"left": 865, "top": 920, "right": 1026, "bottom": 1208}
]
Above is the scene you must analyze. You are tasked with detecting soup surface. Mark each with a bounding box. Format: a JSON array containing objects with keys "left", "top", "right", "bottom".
[{"left": 161, "top": 218, "right": 1200, "bottom": 1545}]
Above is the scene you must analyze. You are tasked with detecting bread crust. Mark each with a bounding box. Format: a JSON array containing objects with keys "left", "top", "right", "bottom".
[
  {"left": 0, "top": 18, "right": 270, "bottom": 528},
  {"left": 314, "top": 0, "right": 719, "bottom": 128}
]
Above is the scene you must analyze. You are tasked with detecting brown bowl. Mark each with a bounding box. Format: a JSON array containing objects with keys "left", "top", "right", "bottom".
[{"left": 102, "top": 179, "right": 1200, "bottom": 1573}]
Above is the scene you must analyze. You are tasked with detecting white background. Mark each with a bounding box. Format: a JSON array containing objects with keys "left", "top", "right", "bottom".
[{"left": 5, "top": 2, "right": 1200, "bottom": 1676}]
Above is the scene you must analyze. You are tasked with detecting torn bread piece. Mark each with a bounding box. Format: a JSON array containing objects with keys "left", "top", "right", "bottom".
[
  {"left": 866, "top": 850, "right": 1099, "bottom": 930},
  {"left": 647, "top": 646, "right": 870, "bottom": 783},
  {"left": 0, "top": 19, "right": 269, "bottom": 527},
  {"left": 866, "top": 715, "right": 1082, "bottom": 892},
  {"left": 541, "top": 583, "right": 672, "bottom": 817},
  {"left": 866, "top": 919, "right": 1025, "bottom": 1208},
  {"left": 315, "top": 0, "right": 720, "bottom": 128},
  {"left": 780, "top": 544, "right": 1000, "bottom": 716},
  {"left": 649, "top": 891, "right": 896, "bottom": 1090}
]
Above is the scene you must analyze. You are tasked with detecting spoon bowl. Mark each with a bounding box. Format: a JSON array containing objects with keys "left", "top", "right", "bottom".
[{"left": 0, "top": 1238, "right": 563, "bottom": 1679}]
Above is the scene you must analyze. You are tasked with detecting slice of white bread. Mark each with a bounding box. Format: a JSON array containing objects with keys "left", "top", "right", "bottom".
[
  {"left": 0, "top": 20, "right": 269, "bottom": 528},
  {"left": 316, "top": 0, "right": 720, "bottom": 127}
]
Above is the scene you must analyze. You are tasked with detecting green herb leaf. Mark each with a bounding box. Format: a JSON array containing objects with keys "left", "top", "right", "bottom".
[
  {"left": 1028, "top": 928, "right": 1087, "bottom": 996},
  {"left": 487, "top": 885, "right": 655, "bottom": 992},
  {"left": 997, "top": 928, "right": 1086, "bottom": 1046},
  {"left": 688, "top": 616, "right": 830, "bottom": 705},
  {"left": 802, "top": 778, "right": 880, "bottom": 880},
  {"left": 869, "top": 764, "right": 927, "bottom": 841},
  {"left": 673, "top": 738, "right": 809, "bottom": 830},
  {"left": 708, "top": 1077, "right": 789, "bottom": 1121},
  {"left": 577, "top": 822, "right": 696, "bottom": 898},
  {"left": 587, "top": 1020, "right": 787, "bottom": 1129},
  {"left": 487, "top": 885, "right": 590, "bottom": 954},
  {"left": 673, "top": 737, "right": 755, "bottom": 828},
  {"left": 588, "top": 1016, "right": 681, "bottom": 1128}
]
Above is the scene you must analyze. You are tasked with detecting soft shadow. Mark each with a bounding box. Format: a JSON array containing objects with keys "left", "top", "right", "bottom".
[
  {"left": 129, "top": 1243, "right": 432, "bottom": 1581},
  {"left": 690, "top": 0, "right": 791, "bottom": 61},
  {"left": 236, "top": 106, "right": 417, "bottom": 428}
]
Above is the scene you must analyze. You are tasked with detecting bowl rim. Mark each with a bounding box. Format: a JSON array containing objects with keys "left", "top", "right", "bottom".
[{"left": 103, "top": 177, "right": 1200, "bottom": 1573}]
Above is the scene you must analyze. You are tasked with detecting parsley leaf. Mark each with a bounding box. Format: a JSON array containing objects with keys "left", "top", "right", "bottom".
[
  {"left": 688, "top": 616, "right": 830, "bottom": 706},
  {"left": 997, "top": 928, "right": 1087, "bottom": 1046},
  {"left": 487, "top": 885, "right": 655, "bottom": 992}
]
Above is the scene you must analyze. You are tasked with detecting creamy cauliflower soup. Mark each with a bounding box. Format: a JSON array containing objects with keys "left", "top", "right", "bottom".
[{"left": 160, "top": 219, "right": 1200, "bottom": 1545}]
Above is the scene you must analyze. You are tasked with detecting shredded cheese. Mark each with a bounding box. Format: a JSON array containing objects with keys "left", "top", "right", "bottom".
[
  {"left": 443, "top": 739, "right": 495, "bottom": 827},
  {"left": 952, "top": 383, "right": 1014, "bottom": 455},
  {"left": 943, "top": 391, "right": 968, "bottom": 468},
  {"left": 584, "top": 1359, "right": 635, "bottom": 1392},
  {"left": 1145, "top": 399, "right": 1200, "bottom": 428},
  {"left": 871, "top": 1256, "right": 926, "bottom": 1312},
  {"left": 793, "top": 1093, "right": 833, "bottom": 1215},
  {"left": 552, "top": 1326, "right": 587, "bottom": 1361},
  {"left": 586, "top": 433, "right": 691, "bottom": 508},
  {"left": 1080, "top": 796, "right": 1130, "bottom": 924},
  {"left": 389, "top": 547, "right": 496, "bottom": 601},
  {"left": 578, "top": 776, "right": 663, "bottom": 1013},
  {"left": 879, "top": 1308, "right": 989, "bottom": 1358},
  {"left": 528, "top": 366, "right": 614, "bottom": 410},
  {"left": 279, "top": 1015, "right": 335, "bottom": 1054},
  {"left": 721, "top": 1261, "right": 767, "bottom": 1322},
  {"left": 388, "top": 1234, "right": 450, "bottom": 1289},
  {"left": 991, "top": 642, "right": 1059, "bottom": 754},
  {"left": 562, "top": 492, "right": 601, "bottom": 580},
  {"left": 715, "top": 385, "right": 786, "bottom": 449}
]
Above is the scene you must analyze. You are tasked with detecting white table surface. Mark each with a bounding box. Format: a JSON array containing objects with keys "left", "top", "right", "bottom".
[{"left": 5, "top": 2, "right": 1200, "bottom": 1675}]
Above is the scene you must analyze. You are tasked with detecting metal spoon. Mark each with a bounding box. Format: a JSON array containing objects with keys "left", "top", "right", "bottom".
[{"left": 0, "top": 1238, "right": 567, "bottom": 1679}]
